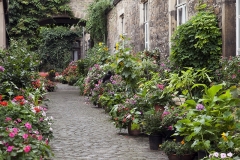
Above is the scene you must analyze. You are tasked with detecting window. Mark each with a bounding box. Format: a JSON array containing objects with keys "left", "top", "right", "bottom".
[
  {"left": 120, "top": 14, "right": 125, "bottom": 35},
  {"left": 237, "top": 0, "right": 240, "bottom": 55},
  {"left": 176, "top": 0, "right": 187, "bottom": 26},
  {"left": 144, "top": 2, "right": 149, "bottom": 50},
  {"left": 72, "top": 41, "right": 80, "bottom": 61}
]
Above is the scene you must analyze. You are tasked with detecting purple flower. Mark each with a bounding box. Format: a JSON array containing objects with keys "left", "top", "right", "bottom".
[
  {"left": 0, "top": 66, "right": 5, "bottom": 72},
  {"left": 196, "top": 104, "right": 205, "bottom": 111}
]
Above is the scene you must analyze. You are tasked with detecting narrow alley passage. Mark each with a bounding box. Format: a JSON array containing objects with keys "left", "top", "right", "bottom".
[{"left": 47, "top": 83, "right": 168, "bottom": 160}]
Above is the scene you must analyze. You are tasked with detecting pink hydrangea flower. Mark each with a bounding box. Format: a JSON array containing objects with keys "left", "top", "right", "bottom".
[
  {"left": 168, "top": 126, "right": 173, "bottom": 130},
  {"left": 9, "top": 132, "right": 15, "bottom": 138},
  {"left": 157, "top": 84, "right": 164, "bottom": 90},
  {"left": 0, "top": 66, "right": 5, "bottom": 72},
  {"left": 7, "top": 146, "right": 14, "bottom": 152},
  {"left": 5, "top": 117, "right": 12, "bottom": 122},
  {"left": 25, "top": 122, "right": 32, "bottom": 130},
  {"left": 22, "top": 133, "right": 28, "bottom": 140},
  {"left": 23, "top": 145, "right": 31, "bottom": 153},
  {"left": 17, "top": 118, "right": 22, "bottom": 123},
  {"left": 38, "top": 135, "right": 43, "bottom": 141},
  {"left": 162, "top": 111, "right": 170, "bottom": 118},
  {"left": 12, "top": 128, "right": 18, "bottom": 134}
]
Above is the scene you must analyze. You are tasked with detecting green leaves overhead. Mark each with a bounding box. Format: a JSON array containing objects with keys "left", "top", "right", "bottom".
[{"left": 8, "top": 0, "right": 73, "bottom": 49}]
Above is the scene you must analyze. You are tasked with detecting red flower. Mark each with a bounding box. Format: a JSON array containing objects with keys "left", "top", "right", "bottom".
[
  {"left": 0, "top": 101, "right": 8, "bottom": 106},
  {"left": 34, "top": 107, "right": 41, "bottom": 113},
  {"left": 14, "top": 96, "right": 24, "bottom": 101},
  {"left": 0, "top": 95, "right": 2, "bottom": 101}
]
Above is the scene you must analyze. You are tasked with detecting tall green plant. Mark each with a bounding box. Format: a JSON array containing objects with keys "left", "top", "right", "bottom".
[
  {"left": 170, "top": 11, "right": 222, "bottom": 74},
  {"left": 86, "top": 0, "right": 112, "bottom": 43}
]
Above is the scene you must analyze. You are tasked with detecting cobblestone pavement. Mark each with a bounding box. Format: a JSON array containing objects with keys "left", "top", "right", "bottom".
[{"left": 47, "top": 83, "right": 169, "bottom": 160}]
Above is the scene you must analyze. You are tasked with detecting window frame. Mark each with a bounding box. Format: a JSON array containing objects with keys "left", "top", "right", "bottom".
[
  {"left": 144, "top": 2, "right": 149, "bottom": 50},
  {"left": 176, "top": 0, "right": 187, "bottom": 26}
]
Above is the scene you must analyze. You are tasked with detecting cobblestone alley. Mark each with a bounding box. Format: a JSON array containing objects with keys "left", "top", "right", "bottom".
[{"left": 47, "top": 83, "right": 168, "bottom": 160}]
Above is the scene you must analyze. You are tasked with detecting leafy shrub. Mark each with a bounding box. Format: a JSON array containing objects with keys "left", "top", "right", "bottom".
[
  {"left": 0, "top": 40, "right": 40, "bottom": 99},
  {"left": 84, "top": 43, "right": 110, "bottom": 72},
  {"left": 170, "top": 11, "right": 222, "bottom": 75}
]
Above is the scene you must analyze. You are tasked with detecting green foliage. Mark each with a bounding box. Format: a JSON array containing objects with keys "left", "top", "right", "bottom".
[
  {"left": 161, "top": 140, "right": 194, "bottom": 156},
  {"left": 84, "top": 43, "right": 110, "bottom": 72},
  {"left": 170, "top": 11, "right": 222, "bottom": 74},
  {"left": 38, "top": 26, "right": 82, "bottom": 71},
  {"left": 86, "top": 0, "right": 112, "bottom": 43},
  {"left": 166, "top": 67, "right": 212, "bottom": 99},
  {"left": 143, "top": 110, "right": 164, "bottom": 135},
  {"left": 8, "top": 0, "right": 73, "bottom": 49},
  {"left": 77, "top": 59, "right": 86, "bottom": 76},
  {"left": 174, "top": 83, "right": 240, "bottom": 152},
  {"left": 0, "top": 40, "right": 40, "bottom": 99},
  {"left": 75, "top": 75, "right": 85, "bottom": 95},
  {"left": 109, "top": 46, "right": 142, "bottom": 93}
]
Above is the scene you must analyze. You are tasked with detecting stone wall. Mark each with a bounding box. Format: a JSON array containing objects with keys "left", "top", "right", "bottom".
[
  {"left": 107, "top": 0, "right": 236, "bottom": 56},
  {"left": 107, "top": 0, "right": 170, "bottom": 55},
  {"left": 69, "top": 0, "right": 94, "bottom": 19}
]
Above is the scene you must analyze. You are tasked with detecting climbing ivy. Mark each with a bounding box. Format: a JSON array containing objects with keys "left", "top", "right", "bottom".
[
  {"left": 86, "top": 0, "right": 113, "bottom": 43},
  {"left": 170, "top": 10, "right": 222, "bottom": 74},
  {"left": 38, "top": 26, "right": 82, "bottom": 71},
  {"left": 8, "top": 0, "right": 73, "bottom": 49}
]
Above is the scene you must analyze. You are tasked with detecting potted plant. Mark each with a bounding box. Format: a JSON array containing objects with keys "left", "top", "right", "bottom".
[
  {"left": 174, "top": 83, "right": 240, "bottom": 159},
  {"left": 143, "top": 110, "right": 165, "bottom": 150},
  {"left": 161, "top": 140, "right": 195, "bottom": 160},
  {"left": 161, "top": 107, "right": 182, "bottom": 140},
  {"left": 148, "top": 83, "right": 173, "bottom": 111}
]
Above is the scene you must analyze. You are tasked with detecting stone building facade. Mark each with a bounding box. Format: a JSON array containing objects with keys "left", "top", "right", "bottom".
[
  {"left": 106, "top": 0, "right": 236, "bottom": 57},
  {"left": 0, "top": 0, "right": 8, "bottom": 49}
]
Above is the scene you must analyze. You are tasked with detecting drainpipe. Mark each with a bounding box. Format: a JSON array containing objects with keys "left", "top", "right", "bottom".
[{"left": 82, "top": 27, "right": 85, "bottom": 58}]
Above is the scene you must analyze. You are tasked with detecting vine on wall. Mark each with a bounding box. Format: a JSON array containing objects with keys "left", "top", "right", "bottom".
[
  {"left": 8, "top": 0, "right": 73, "bottom": 49},
  {"left": 86, "top": 0, "right": 113, "bottom": 44}
]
